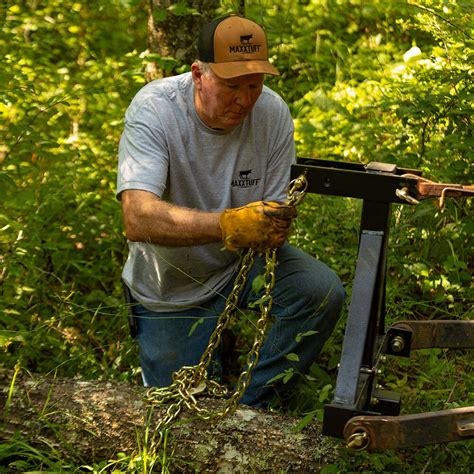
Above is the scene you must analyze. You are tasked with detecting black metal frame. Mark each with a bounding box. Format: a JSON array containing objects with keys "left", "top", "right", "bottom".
[{"left": 290, "top": 158, "right": 473, "bottom": 447}]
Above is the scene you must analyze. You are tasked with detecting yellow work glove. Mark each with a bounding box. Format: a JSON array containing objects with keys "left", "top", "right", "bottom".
[{"left": 220, "top": 201, "right": 297, "bottom": 252}]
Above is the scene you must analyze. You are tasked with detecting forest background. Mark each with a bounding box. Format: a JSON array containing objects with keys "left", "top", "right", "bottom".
[{"left": 1, "top": 0, "right": 473, "bottom": 472}]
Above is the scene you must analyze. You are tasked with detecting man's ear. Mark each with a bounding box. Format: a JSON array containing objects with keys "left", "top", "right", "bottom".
[{"left": 191, "top": 63, "right": 203, "bottom": 90}]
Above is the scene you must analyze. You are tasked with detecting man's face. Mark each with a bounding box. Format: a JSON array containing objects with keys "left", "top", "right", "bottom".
[{"left": 192, "top": 64, "right": 264, "bottom": 130}]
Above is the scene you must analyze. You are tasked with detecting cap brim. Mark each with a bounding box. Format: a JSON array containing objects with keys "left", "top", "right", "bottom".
[{"left": 209, "top": 60, "right": 279, "bottom": 79}]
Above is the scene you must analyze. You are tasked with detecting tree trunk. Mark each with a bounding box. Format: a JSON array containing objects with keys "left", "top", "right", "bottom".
[
  {"left": 145, "top": 0, "right": 219, "bottom": 81},
  {"left": 1, "top": 369, "right": 340, "bottom": 471}
]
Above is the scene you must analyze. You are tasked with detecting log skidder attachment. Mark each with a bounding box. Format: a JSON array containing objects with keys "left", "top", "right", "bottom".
[
  {"left": 144, "top": 174, "right": 308, "bottom": 443},
  {"left": 344, "top": 173, "right": 474, "bottom": 451},
  {"left": 289, "top": 158, "right": 473, "bottom": 452}
]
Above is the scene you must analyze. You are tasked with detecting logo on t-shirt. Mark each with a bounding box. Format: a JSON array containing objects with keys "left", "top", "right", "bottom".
[{"left": 232, "top": 169, "right": 261, "bottom": 188}]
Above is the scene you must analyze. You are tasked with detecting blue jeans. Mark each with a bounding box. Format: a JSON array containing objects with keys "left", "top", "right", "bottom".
[{"left": 132, "top": 243, "right": 345, "bottom": 407}]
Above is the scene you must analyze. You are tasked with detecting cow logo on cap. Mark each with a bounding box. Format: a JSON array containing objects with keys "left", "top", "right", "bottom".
[{"left": 229, "top": 34, "right": 261, "bottom": 54}]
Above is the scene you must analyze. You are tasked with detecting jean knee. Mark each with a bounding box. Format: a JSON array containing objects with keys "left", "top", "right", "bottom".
[
  {"left": 327, "top": 276, "right": 345, "bottom": 323},
  {"left": 139, "top": 338, "right": 180, "bottom": 368},
  {"left": 302, "top": 265, "right": 344, "bottom": 309}
]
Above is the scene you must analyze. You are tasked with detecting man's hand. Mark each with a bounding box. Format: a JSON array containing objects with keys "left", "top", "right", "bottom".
[{"left": 220, "top": 201, "right": 297, "bottom": 252}]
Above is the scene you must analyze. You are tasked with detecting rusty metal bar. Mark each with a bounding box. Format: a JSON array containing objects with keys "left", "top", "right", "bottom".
[
  {"left": 395, "top": 173, "right": 474, "bottom": 207},
  {"left": 416, "top": 182, "right": 474, "bottom": 199},
  {"left": 343, "top": 407, "right": 474, "bottom": 451},
  {"left": 393, "top": 320, "right": 474, "bottom": 350}
]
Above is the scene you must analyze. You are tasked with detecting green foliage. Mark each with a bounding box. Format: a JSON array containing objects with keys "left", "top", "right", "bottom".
[
  {"left": 255, "top": 0, "right": 473, "bottom": 182},
  {"left": 1, "top": 0, "right": 473, "bottom": 472},
  {"left": 0, "top": 432, "right": 74, "bottom": 472},
  {"left": 1, "top": 0, "right": 147, "bottom": 380}
]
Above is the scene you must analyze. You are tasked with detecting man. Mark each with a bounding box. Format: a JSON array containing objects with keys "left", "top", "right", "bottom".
[{"left": 117, "top": 14, "right": 344, "bottom": 408}]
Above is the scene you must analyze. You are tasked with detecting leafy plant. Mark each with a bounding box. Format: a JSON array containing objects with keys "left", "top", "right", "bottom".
[{"left": 1, "top": 0, "right": 472, "bottom": 472}]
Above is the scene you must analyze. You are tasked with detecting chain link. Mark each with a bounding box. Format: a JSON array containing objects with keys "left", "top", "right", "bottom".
[{"left": 145, "top": 174, "right": 308, "bottom": 438}]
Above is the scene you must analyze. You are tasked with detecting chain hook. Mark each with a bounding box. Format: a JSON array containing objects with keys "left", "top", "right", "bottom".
[{"left": 286, "top": 173, "right": 308, "bottom": 207}]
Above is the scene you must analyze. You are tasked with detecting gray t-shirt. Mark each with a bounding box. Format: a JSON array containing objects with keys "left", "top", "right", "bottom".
[{"left": 117, "top": 72, "right": 295, "bottom": 312}]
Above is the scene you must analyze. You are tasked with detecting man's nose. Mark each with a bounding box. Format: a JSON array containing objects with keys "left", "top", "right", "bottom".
[{"left": 235, "top": 88, "right": 252, "bottom": 108}]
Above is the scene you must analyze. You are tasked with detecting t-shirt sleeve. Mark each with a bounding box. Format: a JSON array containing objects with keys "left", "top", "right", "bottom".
[
  {"left": 116, "top": 100, "right": 169, "bottom": 199},
  {"left": 262, "top": 98, "right": 296, "bottom": 203}
]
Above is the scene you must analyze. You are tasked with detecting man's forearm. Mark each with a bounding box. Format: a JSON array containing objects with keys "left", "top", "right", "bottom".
[{"left": 121, "top": 190, "right": 222, "bottom": 246}]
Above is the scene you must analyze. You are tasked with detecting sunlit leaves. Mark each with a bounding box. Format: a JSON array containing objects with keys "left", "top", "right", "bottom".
[
  {"left": 0, "top": 0, "right": 144, "bottom": 380},
  {"left": 0, "top": 2, "right": 472, "bottom": 472}
]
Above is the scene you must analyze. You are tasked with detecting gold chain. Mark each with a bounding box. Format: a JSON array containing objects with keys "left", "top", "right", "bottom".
[{"left": 145, "top": 175, "right": 308, "bottom": 437}]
